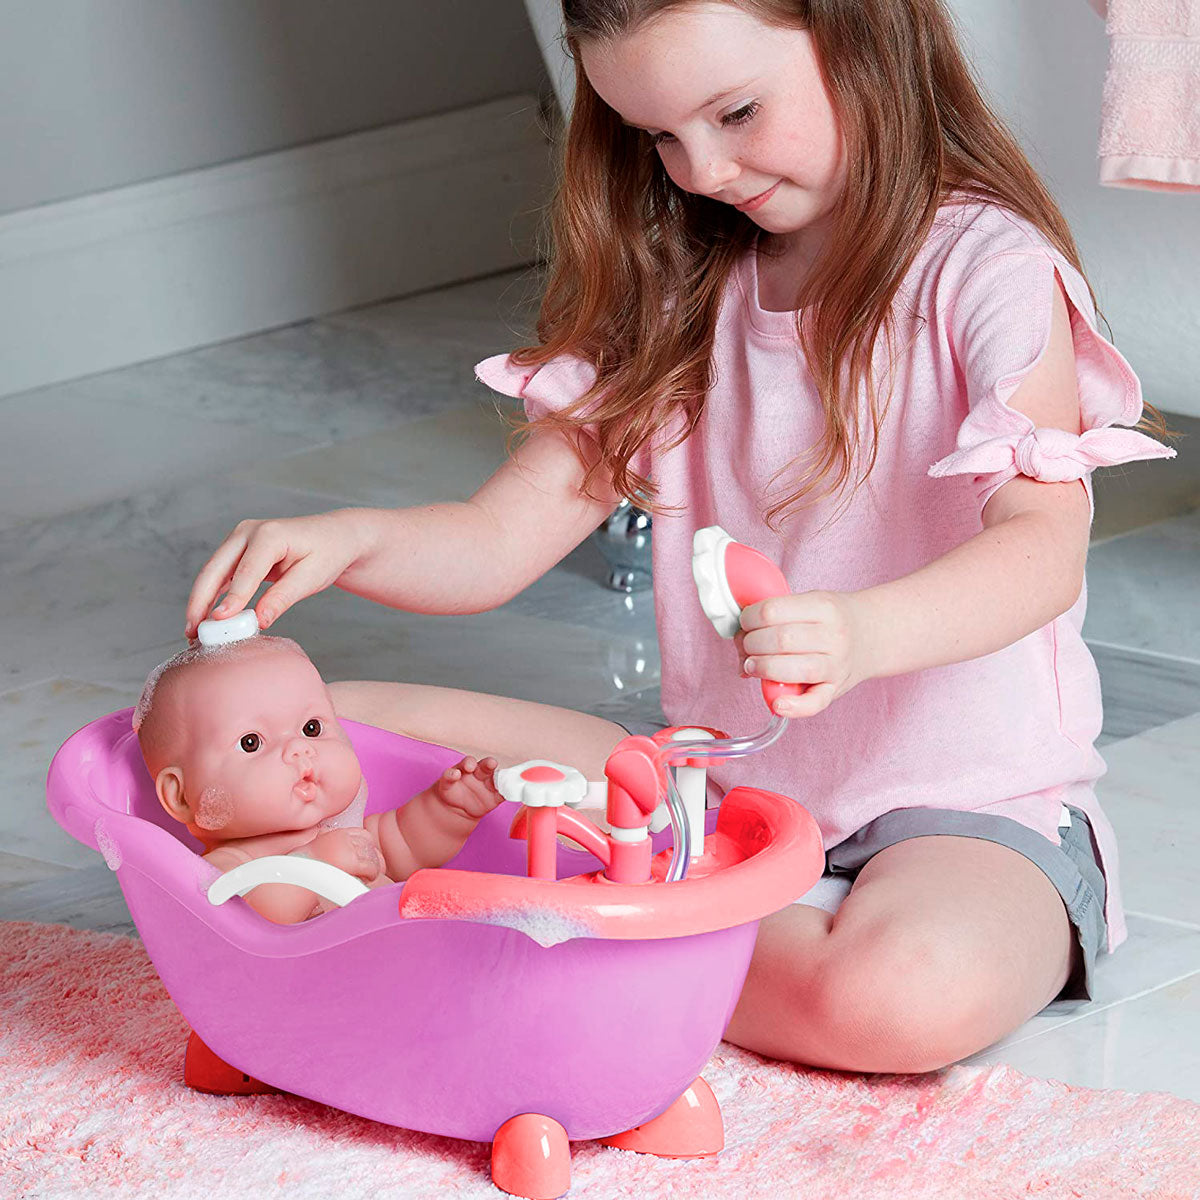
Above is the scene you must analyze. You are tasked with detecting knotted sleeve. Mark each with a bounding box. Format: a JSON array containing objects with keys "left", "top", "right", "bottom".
[{"left": 928, "top": 249, "right": 1173, "bottom": 515}]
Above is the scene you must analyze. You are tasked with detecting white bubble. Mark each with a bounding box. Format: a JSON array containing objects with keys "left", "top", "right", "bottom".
[{"left": 94, "top": 818, "right": 122, "bottom": 871}]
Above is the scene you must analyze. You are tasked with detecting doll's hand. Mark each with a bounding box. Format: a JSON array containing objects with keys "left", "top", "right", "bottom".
[
  {"left": 735, "top": 591, "right": 872, "bottom": 719},
  {"left": 432, "top": 756, "right": 503, "bottom": 821},
  {"left": 300, "top": 828, "right": 390, "bottom": 886}
]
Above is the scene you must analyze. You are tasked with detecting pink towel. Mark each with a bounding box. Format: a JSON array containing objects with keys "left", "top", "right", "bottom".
[{"left": 1089, "top": 0, "right": 1200, "bottom": 190}]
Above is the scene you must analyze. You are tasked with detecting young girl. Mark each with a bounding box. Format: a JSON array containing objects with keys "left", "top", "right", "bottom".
[{"left": 184, "top": 0, "right": 1174, "bottom": 1074}]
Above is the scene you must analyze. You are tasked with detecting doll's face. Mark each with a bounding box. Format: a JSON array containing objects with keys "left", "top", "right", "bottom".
[{"left": 156, "top": 646, "right": 362, "bottom": 841}]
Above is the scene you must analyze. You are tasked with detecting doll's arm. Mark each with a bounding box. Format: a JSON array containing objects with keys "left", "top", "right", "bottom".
[{"left": 366, "top": 790, "right": 482, "bottom": 881}]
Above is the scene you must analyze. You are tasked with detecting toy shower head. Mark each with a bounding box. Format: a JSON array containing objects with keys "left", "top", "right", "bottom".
[{"left": 692, "top": 525, "right": 806, "bottom": 712}]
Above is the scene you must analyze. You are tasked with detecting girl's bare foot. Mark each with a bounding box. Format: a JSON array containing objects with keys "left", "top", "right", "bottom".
[{"left": 433, "top": 755, "right": 503, "bottom": 820}]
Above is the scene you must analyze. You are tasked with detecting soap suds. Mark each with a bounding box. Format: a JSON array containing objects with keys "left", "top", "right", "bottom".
[{"left": 194, "top": 785, "right": 236, "bottom": 832}]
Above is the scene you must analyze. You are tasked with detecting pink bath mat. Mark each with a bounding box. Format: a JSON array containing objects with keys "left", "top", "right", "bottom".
[{"left": 2, "top": 921, "right": 1197, "bottom": 1199}]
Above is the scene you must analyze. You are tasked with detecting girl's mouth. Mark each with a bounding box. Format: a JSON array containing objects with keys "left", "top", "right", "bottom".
[
  {"left": 293, "top": 779, "right": 318, "bottom": 802},
  {"left": 735, "top": 181, "right": 781, "bottom": 212}
]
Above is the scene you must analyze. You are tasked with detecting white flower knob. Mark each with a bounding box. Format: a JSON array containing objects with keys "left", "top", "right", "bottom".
[{"left": 494, "top": 759, "right": 589, "bottom": 808}]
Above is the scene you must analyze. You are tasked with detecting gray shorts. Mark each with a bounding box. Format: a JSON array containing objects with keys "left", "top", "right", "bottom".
[{"left": 618, "top": 717, "right": 1108, "bottom": 1002}]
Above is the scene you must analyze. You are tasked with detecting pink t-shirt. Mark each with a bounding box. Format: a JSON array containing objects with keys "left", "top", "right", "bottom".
[{"left": 476, "top": 199, "right": 1175, "bottom": 952}]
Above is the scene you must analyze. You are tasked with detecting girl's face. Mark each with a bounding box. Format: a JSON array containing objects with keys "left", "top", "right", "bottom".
[{"left": 581, "top": 2, "right": 846, "bottom": 254}]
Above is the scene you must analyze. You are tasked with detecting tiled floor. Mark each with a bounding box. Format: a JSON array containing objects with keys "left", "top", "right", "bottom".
[{"left": 2, "top": 269, "right": 1198, "bottom": 1103}]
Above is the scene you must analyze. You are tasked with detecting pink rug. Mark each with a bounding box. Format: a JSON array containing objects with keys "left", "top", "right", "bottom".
[{"left": 2, "top": 922, "right": 1197, "bottom": 1199}]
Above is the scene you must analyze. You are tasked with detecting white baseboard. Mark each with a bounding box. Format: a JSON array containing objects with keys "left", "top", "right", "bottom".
[{"left": 0, "top": 94, "right": 551, "bottom": 401}]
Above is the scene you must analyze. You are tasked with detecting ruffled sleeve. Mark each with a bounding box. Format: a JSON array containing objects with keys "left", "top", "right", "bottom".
[
  {"left": 928, "top": 248, "right": 1174, "bottom": 513},
  {"left": 475, "top": 351, "right": 655, "bottom": 484},
  {"left": 474, "top": 352, "right": 599, "bottom": 424}
]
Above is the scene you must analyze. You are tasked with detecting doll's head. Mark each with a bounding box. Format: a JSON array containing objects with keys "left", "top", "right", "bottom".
[{"left": 134, "top": 636, "right": 362, "bottom": 847}]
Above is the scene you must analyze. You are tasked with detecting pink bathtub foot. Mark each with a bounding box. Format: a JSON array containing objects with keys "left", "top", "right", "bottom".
[
  {"left": 600, "top": 1076, "right": 724, "bottom": 1158},
  {"left": 183, "top": 1031, "right": 280, "bottom": 1096},
  {"left": 491, "top": 1113, "right": 571, "bottom": 1200}
]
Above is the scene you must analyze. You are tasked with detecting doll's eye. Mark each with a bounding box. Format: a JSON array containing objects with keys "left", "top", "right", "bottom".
[
  {"left": 302, "top": 719, "right": 322, "bottom": 738},
  {"left": 239, "top": 733, "right": 261, "bottom": 753}
]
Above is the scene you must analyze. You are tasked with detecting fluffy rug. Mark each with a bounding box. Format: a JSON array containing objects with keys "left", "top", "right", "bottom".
[{"left": 2, "top": 921, "right": 1197, "bottom": 1199}]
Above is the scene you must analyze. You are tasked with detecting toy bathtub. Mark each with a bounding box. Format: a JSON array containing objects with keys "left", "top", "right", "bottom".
[{"left": 44, "top": 525, "right": 825, "bottom": 1198}]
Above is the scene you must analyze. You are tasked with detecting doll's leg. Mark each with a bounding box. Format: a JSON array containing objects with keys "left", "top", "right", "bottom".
[
  {"left": 328, "top": 680, "right": 628, "bottom": 780},
  {"left": 723, "top": 834, "right": 1077, "bottom": 1073}
]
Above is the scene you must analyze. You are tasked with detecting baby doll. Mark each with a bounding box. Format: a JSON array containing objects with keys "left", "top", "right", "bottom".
[{"left": 133, "top": 630, "right": 504, "bottom": 924}]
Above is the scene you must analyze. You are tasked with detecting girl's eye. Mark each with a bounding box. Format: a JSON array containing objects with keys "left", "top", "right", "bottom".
[
  {"left": 302, "top": 719, "right": 322, "bottom": 738},
  {"left": 723, "top": 101, "right": 760, "bottom": 127},
  {"left": 240, "top": 733, "right": 261, "bottom": 753},
  {"left": 649, "top": 101, "right": 760, "bottom": 148}
]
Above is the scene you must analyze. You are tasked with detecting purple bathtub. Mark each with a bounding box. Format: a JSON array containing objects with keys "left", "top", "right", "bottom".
[{"left": 46, "top": 708, "right": 822, "bottom": 1151}]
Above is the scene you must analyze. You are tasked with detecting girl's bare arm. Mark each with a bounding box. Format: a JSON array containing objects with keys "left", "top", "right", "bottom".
[
  {"left": 851, "top": 280, "right": 1091, "bottom": 678},
  {"left": 185, "top": 428, "right": 623, "bottom": 636}
]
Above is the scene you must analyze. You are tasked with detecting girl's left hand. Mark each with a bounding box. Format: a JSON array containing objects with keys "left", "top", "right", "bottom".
[{"left": 735, "top": 591, "right": 873, "bottom": 719}]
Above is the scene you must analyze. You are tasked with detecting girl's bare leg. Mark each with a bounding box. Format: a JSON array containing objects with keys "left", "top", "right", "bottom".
[
  {"left": 328, "top": 680, "right": 629, "bottom": 780},
  {"left": 723, "top": 834, "right": 1079, "bottom": 1073}
]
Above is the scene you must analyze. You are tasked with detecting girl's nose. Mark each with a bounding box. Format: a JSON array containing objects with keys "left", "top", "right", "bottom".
[{"left": 685, "top": 149, "right": 740, "bottom": 197}]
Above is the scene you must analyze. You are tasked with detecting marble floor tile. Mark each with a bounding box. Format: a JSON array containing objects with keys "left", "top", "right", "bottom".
[
  {"left": 502, "top": 540, "right": 661, "bottom": 644},
  {"left": 1090, "top": 641, "right": 1200, "bottom": 743},
  {"left": 960, "top": 912, "right": 1200, "bottom": 1071},
  {"left": 326, "top": 268, "right": 542, "bottom": 363},
  {"left": 14, "top": 270, "right": 539, "bottom": 455},
  {"left": 1095, "top": 713, "right": 1200, "bottom": 928},
  {"left": 0, "top": 390, "right": 312, "bottom": 531},
  {"left": 968, "top": 958, "right": 1200, "bottom": 1102},
  {"left": 0, "top": 679, "right": 132, "bottom": 869},
  {"left": 588, "top": 685, "right": 666, "bottom": 731},
  {"left": 1084, "top": 508, "right": 1200, "bottom": 660},
  {"left": 0, "top": 861, "right": 135, "bottom": 938},
  {"left": 0, "top": 479, "right": 371, "bottom": 693},
  {"left": 0, "top": 473, "right": 344, "bottom": 569},
  {"left": 229, "top": 401, "right": 518, "bottom": 507},
  {"left": 0, "top": 849, "right": 68, "bottom": 893},
  {"left": 61, "top": 315, "right": 493, "bottom": 446}
]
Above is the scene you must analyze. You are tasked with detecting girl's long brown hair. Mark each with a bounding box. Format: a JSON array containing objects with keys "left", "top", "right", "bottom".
[{"left": 507, "top": 0, "right": 1167, "bottom": 526}]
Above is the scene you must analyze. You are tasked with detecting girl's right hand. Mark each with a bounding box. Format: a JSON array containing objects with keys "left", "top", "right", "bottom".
[{"left": 184, "top": 510, "right": 368, "bottom": 639}]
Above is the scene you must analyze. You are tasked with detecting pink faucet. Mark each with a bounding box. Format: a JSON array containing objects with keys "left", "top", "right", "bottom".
[{"left": 504, "top": 735, "right": 665, "bottom": 885}]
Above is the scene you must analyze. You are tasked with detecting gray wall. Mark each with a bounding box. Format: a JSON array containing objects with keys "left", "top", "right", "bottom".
[{"left": 0, "top": 0, "right": 547, "bottom": 216}]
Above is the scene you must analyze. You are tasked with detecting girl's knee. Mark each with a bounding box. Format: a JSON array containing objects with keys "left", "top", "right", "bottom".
[{"left": 807, "top": 926, "right": 990, "bottom": 1073}]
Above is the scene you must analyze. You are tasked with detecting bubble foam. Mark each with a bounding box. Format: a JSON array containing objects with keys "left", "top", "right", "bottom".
[
  {"left": 399, "top": 891, "right": 599, "bottom": 947},
  {"left": 195, "top": 784, "right": 236, "bottom": 831},
  {"left": 93, "top": 818, "right": 123, "bottom": 871}
]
